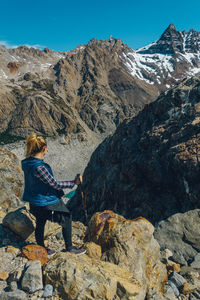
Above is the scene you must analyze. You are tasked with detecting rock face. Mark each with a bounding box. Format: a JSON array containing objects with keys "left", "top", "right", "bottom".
[
  {"left": 0, "top": 147, "right": 24, "bottom": 211},
  {"left": 86, "top": 211, "right": 167, "bottom": 295},
  {"left": 154, "top": 209, "right": 200, "bottom": 266},
  {"left": 1, "top": 25, "right": 200, "bottom": 143},
  {"left": 44, "top": 252, "right": 143, "bottom": 300},
  {"left": 71, "top": 75, "right": 200, "bottom": 224}
]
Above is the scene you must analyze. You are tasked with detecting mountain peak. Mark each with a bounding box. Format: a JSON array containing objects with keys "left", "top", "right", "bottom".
[
  {"left": 137, "top": 24, "right": 200, "bottom": 55},
  {"left": 166, "top": 24, "right": 177, "bottom": 31}
]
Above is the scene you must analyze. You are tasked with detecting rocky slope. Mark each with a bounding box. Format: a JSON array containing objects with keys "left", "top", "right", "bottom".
[
  {"left": 0, "top": 205, "right": 168, "bottom": 300},
  {"left": 70, "top": 75, "right": 200, "bottom": 224},
  {"left": 1, "top": 204, "right": 200, "bottom": 299},
  {"left": 1, "top": 24, "right": 200, "bottom": 143},
  {"left": 0, "top": 147, "right": 24, "bottom": 211}
]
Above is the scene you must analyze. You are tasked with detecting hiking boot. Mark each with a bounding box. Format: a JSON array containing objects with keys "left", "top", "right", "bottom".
[
  {"left": 66, "top": 246, "right": 86, "bottom": 255},
  {"left": 45, "top": 248, "right": 56, "bottom": 256}
]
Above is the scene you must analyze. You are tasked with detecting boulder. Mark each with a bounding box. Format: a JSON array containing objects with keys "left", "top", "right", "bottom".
[
  {"left": 3, "top": 206, "right": 35, "bottom": 240},
  {"left": 44, "top": 252, "right": 143, "bottom": 300},
  {"left": 190, "top": 253, "right": 200, "bottom": 268},
  {"left": 145, "top": 289, "right": 166, "bottom": 300},
  {"left": 182, "top": 282, "right": 198, "bottom": 295},
  {"left": 21, "top": 260, "right": 43, "bottom": 293},
  {"left": 3, "top": 205, "right": 62, "bottom": 242},
  {"left": 164, "top": 281, "right": 179, "bottom": 298},
  {"left": 0, "top": 147, "right": 24, "bottom": 211},
  {"left": 180, "top": 267, "right": 200, "bottom": 287},
  {"left": 42, "top": 284, "right": 54, "bottom": 298},
  {"left": 86, "top": 210, "right": 167, "bottom": 295},
  {"left": 0, "top": 290, "right": 28, "bottom": 300},
  {"left": 154, "top": 209, "right": 200, "bottom": 265},
  {"left": 168, "top": 272, "right": 186, "bottom": 291},
  {"left": 21, "top": 244, "right": 48, "bottom": 266},
  {"left": 7, "top": 281, "right": 18, "bottom": 291}
]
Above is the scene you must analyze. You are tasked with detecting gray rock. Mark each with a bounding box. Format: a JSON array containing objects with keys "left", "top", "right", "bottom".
[
  {"left": 7, "top": 269, "right": 23, "bottom": 282},
  {"left": 21, "top": 260, "right": 43, "bottom": 293},
  {"left": 164, "top": 281, "right": 179, "bottom": 298},
  {"left": 190, "top": 293, "right": 200, "bottom": 300},
  {"left": 0, "top": 281, "right": 7, "bottom": 293},
  {"left": 146, "top": 288, "right": 165, "bottom": 300},
  {"left": 154, "top": 210, "right": 200, "bottom": 265},
  {"left": 42, "top": 284, "right": 54, "bottom": 297},
  {"left": 190, "top": 253, "right": 200, "bottom": 268},
  {"left": 192, "top": 290, "right": 200, "bottom": 299},
  {"left": 55, "top": 231, "right": 62, "bottom": 240},
  {"left": 8, "top": 281, "right": 18, "bottom": 291},
  {"left": 3, "top": 206, "right": 35, "bottom": 240},
  {"left": 169, "top": 272, "right": 186, "bottom": 290},
  {"left": 0, "top": 290, "right": 27, "bottom": 300}
]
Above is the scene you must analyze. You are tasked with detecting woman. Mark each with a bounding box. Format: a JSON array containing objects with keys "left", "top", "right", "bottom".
[{"left": 21, "top": 134, "right": 86, "bottom": 255}]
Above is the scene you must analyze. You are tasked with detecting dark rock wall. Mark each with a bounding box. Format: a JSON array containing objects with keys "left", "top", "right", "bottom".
[{"left": 71, "top": 76, "right": 200, "bottom": 224}]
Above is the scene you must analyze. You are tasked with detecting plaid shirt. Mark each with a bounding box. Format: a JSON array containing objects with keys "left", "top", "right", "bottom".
[{"left": 34, "top": 165, "right": 75, "bottom": 190}]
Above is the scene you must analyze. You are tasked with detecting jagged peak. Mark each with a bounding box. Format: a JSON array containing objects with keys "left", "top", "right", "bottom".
[
  {"left": 166, "top": 24, "right": 177, "bottom": 31},
  {"left": 88, "top": 36, "right": 124, "bottom": 46}
]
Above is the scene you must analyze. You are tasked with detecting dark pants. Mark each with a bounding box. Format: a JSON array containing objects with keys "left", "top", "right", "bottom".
[{"left": 30, "top": 200, "right": 72, "bottom": 249}]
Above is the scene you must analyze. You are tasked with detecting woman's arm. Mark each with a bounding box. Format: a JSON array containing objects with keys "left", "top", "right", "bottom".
[{"left": 34, "top": 165, "right": 75, "bottom": 190}]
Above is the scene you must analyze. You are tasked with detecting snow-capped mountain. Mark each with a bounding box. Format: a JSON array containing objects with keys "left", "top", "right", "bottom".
[
  {"left": 120, "top": 24, "right": 200, "bottom": 88},
  {"left": 0, "top": 24, "right": 200, "bottom": 142}
]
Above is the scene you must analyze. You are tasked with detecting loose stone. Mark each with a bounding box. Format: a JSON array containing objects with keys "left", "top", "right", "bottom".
[
  {"left": 21, "top": 260, "right": 43, "bottom": 293},
  {"left": 42, "top": 284, "right": 54, "bottom": 297}
]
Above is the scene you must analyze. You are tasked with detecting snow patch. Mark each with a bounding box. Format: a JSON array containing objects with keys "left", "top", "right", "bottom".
[
  {"left": 136, "top": 41, "right": 158, "bottom": 53},
  {"left": 40, "top": 63, "right": 52, "bottom": 70},
  {"left": 0, "top": 70, "right": 8, "bottom": 79},
  {"left": 122, "top": 52, "right": 174, "bottom": 84}
]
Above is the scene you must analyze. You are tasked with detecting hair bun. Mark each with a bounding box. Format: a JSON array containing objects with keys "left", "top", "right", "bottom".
[{"left": 25, "top": 134, "right": 47, "bottom": 158}]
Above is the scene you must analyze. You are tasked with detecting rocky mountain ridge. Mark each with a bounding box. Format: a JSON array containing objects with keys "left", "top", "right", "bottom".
[{"left": 1, "top": 24, "right": 200, "bottom": 143}]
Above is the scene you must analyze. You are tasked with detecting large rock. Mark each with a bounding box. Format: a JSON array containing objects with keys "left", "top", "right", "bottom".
[
  {"left": 44, "top": 252, "right": 143, "bottom": 300},
  {"left": 0, "top": 290, "right": 28, "bottom": 300},
  {"left": 86, "top": 210, "right": 167, "bottom": 295},
  {"left": 71, "top": 76, "right": 200, "bottom": 224},
  {"left": 3, "top": 206, "right": 35, "bottom": 240},
  {"left": 3, "top": 205, "right": 62, "bottom": 242},
  {"left": 0, "top": 147, "right": 24, "bottom": 211},
  {"left": 21, "top": 260, "right": 43, "bottom": 293},
  {"left": 21, "top": 245, "right": 48, "bottom": 266},
  {"left": 154, "top": 209, "right": 200, "bottom": 265}
]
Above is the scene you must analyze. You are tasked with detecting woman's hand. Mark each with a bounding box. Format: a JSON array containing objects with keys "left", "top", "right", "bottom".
[{"left": 74, "top": 174, "right": 82, "bottom": 185}]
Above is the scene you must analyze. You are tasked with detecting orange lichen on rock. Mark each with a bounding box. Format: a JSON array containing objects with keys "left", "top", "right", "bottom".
[{"left": 21, "top": 244, "right": 48, "bottom": 266}]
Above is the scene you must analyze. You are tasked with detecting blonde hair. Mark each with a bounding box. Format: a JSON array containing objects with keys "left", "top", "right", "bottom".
[{"left": 25, "top": 134, "right": 47, "bottom": 158}]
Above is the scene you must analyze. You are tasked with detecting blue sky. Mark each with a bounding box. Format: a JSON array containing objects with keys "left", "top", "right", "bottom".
[{"left": 1, "top": 0, "right": 200, "bottom": 52}]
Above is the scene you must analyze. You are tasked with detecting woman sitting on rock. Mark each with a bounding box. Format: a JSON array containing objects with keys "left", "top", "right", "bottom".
[{"left": 21, "top": 133, "right": 86, "bottom": 256}]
